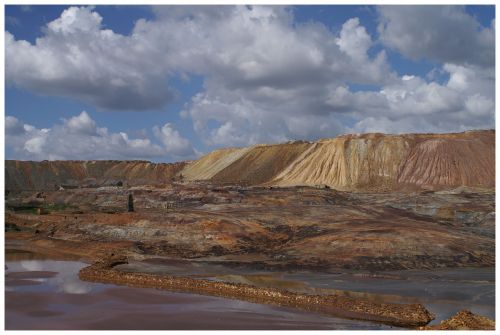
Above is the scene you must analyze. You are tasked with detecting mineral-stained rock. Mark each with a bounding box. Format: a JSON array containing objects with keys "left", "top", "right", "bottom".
[
  {"left": 397, "top": 135, "right": 494, "bottom": 188},
  {"left": 422, "top": 310, "right": 495, "bottom": 330},
  {"left": 5, "top": 184, "right": 495, "bottom": 271}
]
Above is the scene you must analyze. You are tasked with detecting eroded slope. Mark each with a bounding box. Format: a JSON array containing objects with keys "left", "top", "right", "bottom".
[
  {"left": 181, "top": 130, "right": 494, "bottom": 191},
  {"left": 180, "top": 147, "right": 251, "bottom": 181},
  {"left": 211, "top": 142, "right": 312, "bottom": 185}
]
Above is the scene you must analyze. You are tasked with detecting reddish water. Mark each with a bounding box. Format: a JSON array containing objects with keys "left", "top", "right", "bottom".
[
  {"left": 5, "top": 251, "right": 391, "bottom": 330},
  {"left": 6, "top": 251, "right": 494, "bottom": 330}
]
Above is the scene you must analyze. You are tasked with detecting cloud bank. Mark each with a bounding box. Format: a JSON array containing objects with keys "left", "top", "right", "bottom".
[
  {"left": 5, "top": 5, "right": 495, "bottom": 158},
  {"left": 6, "top": 112, "right": 197, "bottom": 161}
]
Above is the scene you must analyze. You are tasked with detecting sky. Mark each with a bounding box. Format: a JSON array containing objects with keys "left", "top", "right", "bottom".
[{"left": 4, "top": 5, "right": 496, "bottom": 162}]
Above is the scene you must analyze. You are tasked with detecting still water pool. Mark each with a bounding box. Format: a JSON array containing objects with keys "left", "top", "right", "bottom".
[{"left": 5, "top": 251, "right": 394, "bottom": 330}]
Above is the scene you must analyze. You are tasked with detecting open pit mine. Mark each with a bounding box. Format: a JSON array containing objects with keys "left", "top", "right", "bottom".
[{"left": 5, "top": 130, "right": 495, "bottom": 330}]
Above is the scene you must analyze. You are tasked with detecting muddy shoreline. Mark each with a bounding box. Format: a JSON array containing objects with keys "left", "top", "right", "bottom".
[{"left": 78, "top": 256, "right": 434, "bottom": 328}]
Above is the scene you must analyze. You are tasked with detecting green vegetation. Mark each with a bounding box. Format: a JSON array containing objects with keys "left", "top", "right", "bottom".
[
  {"left": 5, "top": 223, "right": 21, "bottom": 232},
  {"left": 7, "top": 202, "right": 76, "bottom": 214}
]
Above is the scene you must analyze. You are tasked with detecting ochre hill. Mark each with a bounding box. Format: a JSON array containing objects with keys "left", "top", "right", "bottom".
[
  {"left": 5, "top": 130, "right": 494, "bottom": 191},
  {"left": 211, "top": 142, "right": 312, "bottom": 185},
  {"left": 180, "top": 147, "right": 251, "bottom": 181},
  {"left": 181, "top": 130, "right": 495, "bottom": 191}
]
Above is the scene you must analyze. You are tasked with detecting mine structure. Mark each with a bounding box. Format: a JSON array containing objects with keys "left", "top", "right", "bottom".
[{"left": 128, "top": 193, "right": 134, "bottom": 212}]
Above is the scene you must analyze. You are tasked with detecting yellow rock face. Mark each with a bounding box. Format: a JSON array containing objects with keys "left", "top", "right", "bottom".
[
  {"left": 272, "top": 135, "right": 410, "bottom": 190},
  {"left": 181, "top": 147, "right": 252, "bottom": 181},
  {"left": 181, "top": 130, "right": 495, "bottom": 191}
]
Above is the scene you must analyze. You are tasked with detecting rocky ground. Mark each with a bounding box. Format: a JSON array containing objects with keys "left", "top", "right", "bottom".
[
  {"left": 422, "top": 310, "right": 495, "bottom": 330},
  {"left": 5, "top": 182, "right": 496, "bottom": 329},
  {"left": 5, "top": 182, "right": 495, "bottom": 271}
]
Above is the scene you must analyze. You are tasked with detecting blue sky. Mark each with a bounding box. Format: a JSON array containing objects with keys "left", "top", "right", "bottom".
[{"left": 5, "top": 5, "right": 495, "bottom": 162}]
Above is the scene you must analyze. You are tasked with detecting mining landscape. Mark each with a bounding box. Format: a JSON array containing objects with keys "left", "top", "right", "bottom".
[{"left": 5, "top": 130, "right": 496, "bottom": 330}]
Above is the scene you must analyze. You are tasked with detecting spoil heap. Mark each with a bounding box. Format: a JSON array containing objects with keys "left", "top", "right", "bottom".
[{"left": 182, "top": 130, "right": 494, "bottom": 191}]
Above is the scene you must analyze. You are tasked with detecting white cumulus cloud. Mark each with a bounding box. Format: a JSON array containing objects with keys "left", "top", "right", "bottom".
[
  {"left": 4, "top": 5, "right": 496, "bottom": 153},
  {"left": 153, "top": 123, "right": 197, "bottom": 158},
  {"left": 6, "top": 112, "right": 197, "bottom": 161},
  {"left": 5, "top": 6, "right": 175, "bottom": 110},
  {"left": 378, "top": 5, "right": 495, "bottom": 67}
]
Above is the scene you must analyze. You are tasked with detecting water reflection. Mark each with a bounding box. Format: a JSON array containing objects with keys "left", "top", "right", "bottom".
[
  {"left": 5, "top": 250, "right": 495, "bottom": 330},
  {"left": 119, "top": 258, "right": 495, "bottom": 324},
  {"left": 5, "top": 250, "right": 392, "bottom": 330},
  {"left": 7, "top": 259, "right": 92, "bottom": 294}
]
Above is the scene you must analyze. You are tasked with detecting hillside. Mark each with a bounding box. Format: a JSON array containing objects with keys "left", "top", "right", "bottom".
[
  {"left": 5, "top": 160, "right": 186, "bottom": 191},
  {"left": 182, "top": 130, "right": 495, "bottom": 191},
  {"left": 5, "top": 130, "right": 494, "bottom": 191}
]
